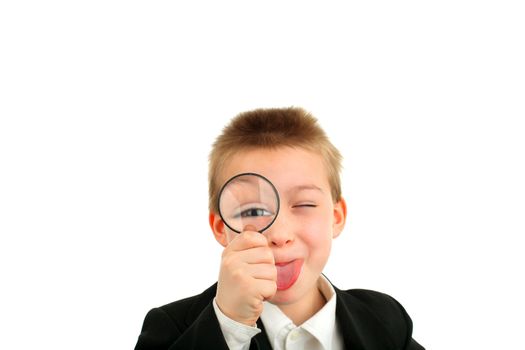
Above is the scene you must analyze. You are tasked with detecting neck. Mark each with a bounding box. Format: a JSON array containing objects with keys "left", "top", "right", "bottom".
[{"left": 277, "top": 284, "right": 327, "bottom": 326}]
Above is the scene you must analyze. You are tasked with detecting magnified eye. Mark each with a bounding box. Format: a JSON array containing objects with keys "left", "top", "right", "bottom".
[{"left": 239, "top": 208, "right": 273, "bottom": 218}]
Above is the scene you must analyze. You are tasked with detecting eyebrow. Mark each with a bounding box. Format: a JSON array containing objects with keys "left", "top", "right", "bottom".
[{"left": 286, "top": 184, "right": 324, "bottom": 195}]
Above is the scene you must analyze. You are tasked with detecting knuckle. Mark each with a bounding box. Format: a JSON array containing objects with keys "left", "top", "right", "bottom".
[
  {"left": 222, "top": 255, "right": 235, "bottom": 269},
  {"left": 252, "top": 300, "right": 263, "bottom": 314},
  {"left": 261, "top": 283, "right": 277, "bottom": 299},
  {"left": 264, "top": 249, "right": 274, "bottom": 263},
  {"left": 231, "top": 268, "right": 243, "bottom": 281},
  {"left": 270, "top": 266, "right": 277, "bottom": 280}
]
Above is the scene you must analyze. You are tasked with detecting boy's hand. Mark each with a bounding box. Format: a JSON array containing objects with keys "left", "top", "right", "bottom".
[{"left": 215, "top": 225, "right": 277, "bottom": 326}]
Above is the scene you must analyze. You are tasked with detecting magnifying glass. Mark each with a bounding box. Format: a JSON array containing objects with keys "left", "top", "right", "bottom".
[{"left": 218, "top": 173, "right": 280, "bottom": 233}]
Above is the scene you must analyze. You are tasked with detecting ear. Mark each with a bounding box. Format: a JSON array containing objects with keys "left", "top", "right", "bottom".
[
  {"left": 209, "top": 211, "right": 229, "bottom": 247},
  {"left": 332, "top": 197, "right": 347, "bottom": 239}
]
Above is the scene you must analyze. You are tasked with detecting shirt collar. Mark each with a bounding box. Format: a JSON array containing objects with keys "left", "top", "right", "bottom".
[{"left": 260, "top": 274, "right": 337, "bottom": 349}]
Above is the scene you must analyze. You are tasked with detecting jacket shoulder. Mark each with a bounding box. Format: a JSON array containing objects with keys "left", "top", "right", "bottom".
[
  {"left": 344, "top": 288, "right": 410, "bottom": 322},
  {"left": 336, "top": 287, "right": 420, "bottom": 349},
  {"left": 156, "top": 283, "right": 218, "bottom": 330}
]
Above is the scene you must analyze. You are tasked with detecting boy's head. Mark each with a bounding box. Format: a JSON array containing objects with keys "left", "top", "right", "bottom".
[
  {"left": 208, "top": 107, "right": 343, "bottom": 213},
  {"left": 208, "top": 107, "right": 347, "bottom": 305}
]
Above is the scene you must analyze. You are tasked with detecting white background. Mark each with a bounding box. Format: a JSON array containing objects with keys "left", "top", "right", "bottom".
[{"left": 1, "top": 1, "right": 524, "bottom": 349}]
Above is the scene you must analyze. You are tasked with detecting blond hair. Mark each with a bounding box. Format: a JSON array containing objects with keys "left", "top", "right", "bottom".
[{"left": 208, "top": 107, "right": 343, "bottom": 212}]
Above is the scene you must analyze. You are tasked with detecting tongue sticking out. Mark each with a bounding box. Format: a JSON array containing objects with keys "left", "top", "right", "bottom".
[{"left": 275, "top": 259, "right": 303, "bottom": 291}]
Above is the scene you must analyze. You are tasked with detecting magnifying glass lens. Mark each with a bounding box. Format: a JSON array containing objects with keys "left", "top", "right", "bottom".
[{"left": 218, "top": 173, "right": 279, "bottom": 233}]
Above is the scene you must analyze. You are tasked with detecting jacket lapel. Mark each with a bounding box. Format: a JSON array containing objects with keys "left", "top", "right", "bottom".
[{"left": 251, "top": 319, "right": 272, "bottom": 350}]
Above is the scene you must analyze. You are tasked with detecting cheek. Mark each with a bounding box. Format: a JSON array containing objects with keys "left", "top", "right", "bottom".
[{"left": 298, "top": 210, "right": 334, "bottom": 255}]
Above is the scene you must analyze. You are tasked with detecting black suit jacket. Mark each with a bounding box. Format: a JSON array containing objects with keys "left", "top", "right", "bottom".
[{"left": 135, "top": 281, "right": 424, "bottom": 350}]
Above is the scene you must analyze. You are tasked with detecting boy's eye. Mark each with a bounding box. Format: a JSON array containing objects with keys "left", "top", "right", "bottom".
[
  {"left": 237, "top": 208, "right": 273, "bottom": 218},
  {"left": 293, "top": 204, "right": 318, "bottom": 208}
]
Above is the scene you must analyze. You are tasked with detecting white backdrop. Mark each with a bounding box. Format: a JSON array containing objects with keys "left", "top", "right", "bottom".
[{"left": 1, "top": 1, "right": 524, "bottom": 349}]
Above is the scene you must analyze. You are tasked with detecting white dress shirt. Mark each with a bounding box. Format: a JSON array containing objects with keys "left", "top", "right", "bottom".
[{"left": 212, "top": 275, "right": 343, "bottom": 350}]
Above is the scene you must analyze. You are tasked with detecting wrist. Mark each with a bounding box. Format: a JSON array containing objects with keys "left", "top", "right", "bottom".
[
  {"left": 213, "top": 297, "right": 259, "bottom": 327},
  {"left": 215, "top": 296, "right": 257, "bottom": 326}
]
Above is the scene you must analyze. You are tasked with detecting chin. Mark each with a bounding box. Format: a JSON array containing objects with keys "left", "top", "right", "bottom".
[
  {"left": 268, "top": 291, "right": 296, "bottom": 305},
  {"left": 268, "top": 280, "right": 303, "bottom": 305}
]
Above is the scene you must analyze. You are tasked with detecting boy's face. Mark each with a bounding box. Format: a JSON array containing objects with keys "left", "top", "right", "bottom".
[{"left": 211, "top": 146, "right": 347, "bottom": 305}]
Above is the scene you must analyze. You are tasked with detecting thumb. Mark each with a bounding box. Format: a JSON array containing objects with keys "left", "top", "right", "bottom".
[{"left": 243, "top": 224, "right": 257, "bottom": 232}]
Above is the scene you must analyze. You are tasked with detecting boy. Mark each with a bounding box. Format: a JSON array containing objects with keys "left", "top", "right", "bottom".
[{"left": 135, "top": 107, "right": 424, "bottom": 350}]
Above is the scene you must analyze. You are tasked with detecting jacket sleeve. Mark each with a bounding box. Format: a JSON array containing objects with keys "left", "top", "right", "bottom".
[{"left": 134, "top": 303, "right": 230, "bottom": 350}]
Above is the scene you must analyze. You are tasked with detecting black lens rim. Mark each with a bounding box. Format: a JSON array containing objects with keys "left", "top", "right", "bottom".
[{"left": 217, "top": 172, "right": 280, "bottom": 234}]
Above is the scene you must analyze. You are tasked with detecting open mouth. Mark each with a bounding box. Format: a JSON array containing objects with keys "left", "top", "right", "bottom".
[{"left": 275, "top": 259, "right": 303, "bottom": 291}]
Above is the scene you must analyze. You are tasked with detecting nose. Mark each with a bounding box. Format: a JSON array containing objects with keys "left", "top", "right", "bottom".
[{"left": 264, "top": 210, "right": 294, "bottom": 247}]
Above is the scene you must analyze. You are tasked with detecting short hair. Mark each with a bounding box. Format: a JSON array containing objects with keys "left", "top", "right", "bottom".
[{"left": 208, "top": 107, "right": 343, "bottom": 212}]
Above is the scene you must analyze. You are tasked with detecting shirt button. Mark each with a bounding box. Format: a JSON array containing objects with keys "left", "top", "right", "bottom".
[{"left": 289, "top": 329, "right": 300, "bottom": 341}]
